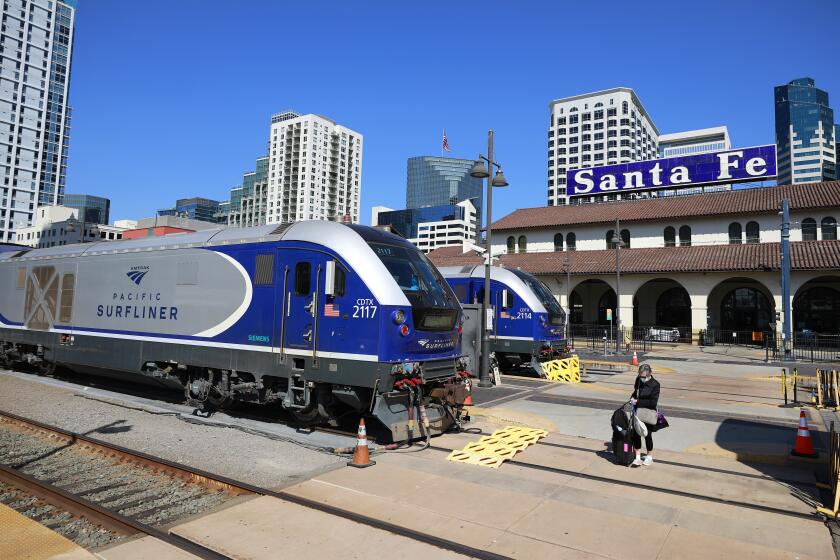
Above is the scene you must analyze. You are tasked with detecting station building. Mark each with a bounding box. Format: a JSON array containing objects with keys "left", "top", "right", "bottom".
[{"left": 428, "top": 181, "right": 840, "bottom": 343}]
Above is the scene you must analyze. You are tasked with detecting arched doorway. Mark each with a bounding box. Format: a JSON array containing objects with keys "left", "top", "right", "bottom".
[
  {"left": 633, "top": 278, "right": 691, "bottom": 343},
  {"left": 568, "top": 279, "right": 616, "bottom": 335},
  {"left": 721, "top": 288, "right": 771, "bottom": 332},
  {"left": 707, "top": 277, "right": 775, "bottom": 345},
  {"left": 794, "top": 276, "right": 840, "bottom": 334}
]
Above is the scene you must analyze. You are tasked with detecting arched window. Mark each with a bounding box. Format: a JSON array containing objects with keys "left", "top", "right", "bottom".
[
  {"left": 728, "top": 222, "right": 742, "bottom": 245},
  {"left": 506, "top": 236, "right": 515, "bottom": 254},
  {"left": 566, "top": 232, "right": 576, "bottom": 251},
  {"left": 802, "top": 218, "right": 817, "bottom": 241},
  {"left": 620, "top": 229, "right": 630, "bottom": 248},
  {"left": 746, "top": 221, "right": 760, "bottom": 244},
  {"left": 518, "top": 235, "right": 527, "bottom": 253},
  {"left": 679, "top": 225, "right": 692, "bottom": 247},
  {"left": 822, "top": 217, "right": 838, "bottom": 241},
  {"left": 553, "top": 233, "right": 564, "bottom": 252},
  {"left": 606, "top": 229, "right": 616, "bottom": 249},
  {"left": 594, "top": 102, "right": 603, "bottom": 108},
  {"left": 569, "top": 106, "right": 578, "bottom": 112},
  {"left": 664, "top": 226, "right": 676, "bottom": 247},
  {"left": 621, "top": 101, "right": 628, "bottom": 115}
]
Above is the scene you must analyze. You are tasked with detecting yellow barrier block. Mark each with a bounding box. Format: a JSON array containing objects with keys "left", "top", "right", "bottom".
[{"left": 541, "top": 357, "right": 581, "bottom": 383}]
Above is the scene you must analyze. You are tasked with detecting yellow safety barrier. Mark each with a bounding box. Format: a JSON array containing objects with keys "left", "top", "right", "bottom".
[
  {"left": 817, "top": 421, "right": 840, "bottom": 517},
  {"left": 814, "top": 369, "right": 839, "bottom": 409},
  {"left": 447, "top": 425, "right": 548, "bottom": 469},
  {"left": 541, "top": 356, "right": 581, "bottom": 383}
]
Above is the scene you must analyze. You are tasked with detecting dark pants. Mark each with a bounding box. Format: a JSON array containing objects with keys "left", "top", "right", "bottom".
[{"left": 632, "top": 426, "right": 654, "bottom": 452}]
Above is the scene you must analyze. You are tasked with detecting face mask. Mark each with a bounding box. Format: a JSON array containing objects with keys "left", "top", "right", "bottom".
[{"left": 639, "top": 375, "right": 651, "bottom": 383}]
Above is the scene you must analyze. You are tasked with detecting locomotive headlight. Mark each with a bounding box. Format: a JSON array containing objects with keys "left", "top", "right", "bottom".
[{"left": 392, "top": 309, "right": 406, "bottom": 325}]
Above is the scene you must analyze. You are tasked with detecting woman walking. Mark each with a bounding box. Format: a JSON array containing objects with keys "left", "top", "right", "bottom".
[{"left": 630, "top": 363, "right": 660, "bottom": 466}]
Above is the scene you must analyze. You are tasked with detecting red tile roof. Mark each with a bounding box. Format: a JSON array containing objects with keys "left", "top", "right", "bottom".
[
  {"left": 428, "top": 240, "right": 840, "bottom": 276},
  {"left": 490, "top": 181, "right": 840, "bottom": 231}
]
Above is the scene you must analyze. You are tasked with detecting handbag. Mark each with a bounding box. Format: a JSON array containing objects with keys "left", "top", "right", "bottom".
[
  {"left": 656, "top": 411, "right": 669, "bottom": 430},
  {"left": 633, "top": 414, "right": 648, "bottom": 437},
  {"left": 635, "top": 407, "right": 658, "bottom": 425}
]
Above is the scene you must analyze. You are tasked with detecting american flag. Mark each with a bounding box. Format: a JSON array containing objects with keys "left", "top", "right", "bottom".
[
  {"left": 500, "top": 310, "right": 510, "bottom": 319},
  {"left": 324, "top": 303, "right": 340, "bottom": 317},
  {"left": 442, "top": 129, "right": 452, "bottom": 152}
]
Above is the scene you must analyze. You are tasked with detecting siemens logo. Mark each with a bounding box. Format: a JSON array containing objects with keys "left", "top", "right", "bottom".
[{"left": 248, "top": 335, "right": 270, "bottom": 343}]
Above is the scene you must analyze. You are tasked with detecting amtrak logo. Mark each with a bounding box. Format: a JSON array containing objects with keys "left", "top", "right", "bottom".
[
  {"left": 416, "top": 338, "right": 455, "bottom": 350},
  {"left": 126, "top": 266, "right": 150, "bottom": 285},
  {"left": 418, "top": 339, "right": 429, "bottom": 347}
]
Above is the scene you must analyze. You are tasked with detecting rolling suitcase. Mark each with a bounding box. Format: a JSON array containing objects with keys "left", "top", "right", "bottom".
[{"left": 611, "top": 404, "right": 635, "bottom": 466}]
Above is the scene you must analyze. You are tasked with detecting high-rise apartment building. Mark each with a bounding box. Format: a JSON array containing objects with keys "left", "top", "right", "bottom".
[
  {"left": 63, "top": 193, "right": 110, "bottom": 224},
  {"left": 0, "top": 0, "right": 75, "bottom": 242},
  {"left": 406, "top": 156, "right": 483, "bottom": 228},
  {"left": 227, "top": 156, "right": 268, "bottom": 228},
  {"left": 774, "top": 77, "right": 836, "bottom": 185},
  {"left": 267, "top": 111, "right": 363, "bottom": 224},
  {"left": 547, "top": 88, "right": 659, "bottom": 206}
]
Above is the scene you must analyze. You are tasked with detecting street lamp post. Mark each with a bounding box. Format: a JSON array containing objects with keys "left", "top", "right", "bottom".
[
  {"left": 470, "top": 130, "right": 509, "bottom": 388},
  {"left": 563, "top": 253, "right": 571, "bottom": 341},
  {"left": 612, "top": 219, "right": 623, "bottom": 353},
  {"left": 780, "top": 199, "right": 792, "bottom": 360}
]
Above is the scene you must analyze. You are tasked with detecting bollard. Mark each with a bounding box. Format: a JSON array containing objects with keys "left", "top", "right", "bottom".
[
  {"left": 793, "top": 367, "right": 798, "bottom": 404},
  {"left": 782, "top": 368, "right": 788, "bottom": 406},
  {"left": 817, "top": 369, "right": 824, "bottom": 409}
]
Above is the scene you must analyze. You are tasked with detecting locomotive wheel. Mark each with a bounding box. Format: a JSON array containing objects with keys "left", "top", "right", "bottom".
[{"left": 36, "top": 360, "right": 56, "bottom": 376}]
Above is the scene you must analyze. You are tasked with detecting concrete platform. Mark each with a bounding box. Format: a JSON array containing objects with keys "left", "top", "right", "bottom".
[
  {"left": 170, "top": 495, "right": 465, "bottom": 559},
  {"left": 279, "top": 430, "right": 833, "bottom": 559},
  {"left": 0, "top": 503, "right": 96, "bottom": 560}
]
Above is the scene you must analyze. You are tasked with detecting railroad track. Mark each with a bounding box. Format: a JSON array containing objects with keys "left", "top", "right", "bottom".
[{"left": 0, "top": 410, "right": 510, "bottom": 560}]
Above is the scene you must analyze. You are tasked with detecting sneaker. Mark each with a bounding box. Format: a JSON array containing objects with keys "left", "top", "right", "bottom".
[
  {"left": 631, "top": 457, "right": 643, "bottom": 467},
  {"left": 643, "top": 455, "right": 654, "bottom": 466}
]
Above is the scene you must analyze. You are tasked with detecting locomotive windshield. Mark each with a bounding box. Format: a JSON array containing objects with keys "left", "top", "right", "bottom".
[
  {"left": 510, "top": 269, "right": 566, "bottom": 326},
  {"left": 369, "top": 242, "right": 459, "bottom": 331}
]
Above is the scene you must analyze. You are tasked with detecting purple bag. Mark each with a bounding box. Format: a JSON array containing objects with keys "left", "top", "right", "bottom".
[{"left": 655, "top": 411, "right": 669, "bottom": 431}]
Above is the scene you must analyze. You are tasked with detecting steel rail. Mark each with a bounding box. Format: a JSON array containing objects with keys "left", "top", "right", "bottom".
[{"left": 0, "top": 410, "right": 511, "bottom": 560}]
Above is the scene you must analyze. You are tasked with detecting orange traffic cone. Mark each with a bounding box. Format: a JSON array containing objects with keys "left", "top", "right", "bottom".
[
  {"left": 631, "top": 351, "right": 639, "bottom": 366},
  {"left": 463, "top": 377, "right": 474, "bottom": 406},
  {"left": 791, "top": 410, "right": 818, "bottom": 458},
  {"left": 348, "top": 418, "right": 376, "bottom": 468}
]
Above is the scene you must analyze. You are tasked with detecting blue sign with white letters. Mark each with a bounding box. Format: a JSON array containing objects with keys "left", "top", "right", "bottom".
[{"left": 566, "top": 145, "right": 777, "bottom": 197}]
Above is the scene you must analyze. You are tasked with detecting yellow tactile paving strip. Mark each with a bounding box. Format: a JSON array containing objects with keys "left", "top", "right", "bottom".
[{"left": 0, "top": 503, "right": 95, "bottom": 560}]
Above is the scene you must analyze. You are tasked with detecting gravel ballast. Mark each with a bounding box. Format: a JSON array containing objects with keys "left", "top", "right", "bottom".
[{"left": 0, "top": 370, "right": 345, "bottom": 488}]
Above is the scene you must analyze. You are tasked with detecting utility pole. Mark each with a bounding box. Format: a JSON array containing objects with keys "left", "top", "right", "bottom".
[{"left": 781, "top": 199, "right": 792, "bottom": 359}]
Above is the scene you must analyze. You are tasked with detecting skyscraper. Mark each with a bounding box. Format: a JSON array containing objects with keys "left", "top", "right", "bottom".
[
  {"left": 63, "top": 193, "right": 110, "bottom": 224},
  {"left": 267, "top": 111, "right": 363, "bottom": 224},
  {"left": 547, "top": 87, "right": 659, "bottom": 206},
  {"left": 227, "top": 156, "right": 268, "bottom": 228},
  {"left": 158, "top": 197, "right": 223, "bottom": 223},
  {"left": 406, "top": 156, "right": 483, "bottom": 227},
  {"left": 774, "top": 77, "right": 836, "bottom": 185},
  {"left": 0, "top": 0, "right": 75, "bottom": 242}
]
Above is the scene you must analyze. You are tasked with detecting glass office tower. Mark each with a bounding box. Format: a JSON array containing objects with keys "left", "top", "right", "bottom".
[
  {"left": 158, "top": 197, "right": 222, "bottom": 223},
  {"left": 0, "top": 0, "right": 76, "bottom": 242},
  {"left": 774, "top": 77, "right": 837, "bottom": 185},
  {"left": 406, "top": 156, "right": 483, "bottom": 227},
  {"left": 63, "top": 194, "right": 110, "bottom": 224}
]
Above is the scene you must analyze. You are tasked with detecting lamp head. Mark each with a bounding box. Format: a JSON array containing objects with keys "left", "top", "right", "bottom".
[
  {"left": 469, "top": 159, "right": 489, "bottom": 179},
  {"left": 492, "top": 169, "right": 509, "bottom": 187}
]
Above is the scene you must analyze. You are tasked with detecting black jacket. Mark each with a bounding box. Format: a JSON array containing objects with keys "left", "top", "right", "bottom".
[{"left": 632, "top": 376, "right": 660, "bottom": 410}]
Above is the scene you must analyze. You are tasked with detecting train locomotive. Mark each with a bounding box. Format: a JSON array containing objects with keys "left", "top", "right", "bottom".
[
  {"left": 0, "top": 222, "right": 467, "bottom": 441},
  {"left": 439, "top": 265, "right": 566, "bottom": 372}
]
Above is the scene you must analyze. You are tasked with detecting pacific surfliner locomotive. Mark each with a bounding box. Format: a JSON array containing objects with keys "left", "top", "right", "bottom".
[
  {"left": 0, "top": 222, "right": 466, "bottom": 441},
  {"left": 439, "top": 265, "right": 566, "bottom": 372}
]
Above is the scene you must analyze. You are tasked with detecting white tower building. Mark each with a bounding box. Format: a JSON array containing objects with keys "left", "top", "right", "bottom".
[
  {"left": 267, "top": 111, "right": 363, "bottom": 224},
  {"left": 547, "top": 87, "right": 658, "bottom": 206},
  {"left": 0, "top": 0, "right": 75, "bottom": 242}
]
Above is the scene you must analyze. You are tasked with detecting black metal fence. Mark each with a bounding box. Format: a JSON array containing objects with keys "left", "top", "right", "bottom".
[
  {"left": 698, "top": 328, "right": 774, "bottom": 347},
  {"left": 568, "top": 323, "right": 692, "bottom": 353},
  {"left": 770, "top": 333, "right": 840, "bottom": 363}
]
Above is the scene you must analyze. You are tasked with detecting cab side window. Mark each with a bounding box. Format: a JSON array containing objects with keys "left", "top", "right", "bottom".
[
  {"left": 453, "top": 283, "right": 467, "bottom": 302},
  {"left": 294, "top": 262, "right": 311, "bottom": 295},
  {"left": 334, "top": 265, "right": 346, "bottom": 297}
]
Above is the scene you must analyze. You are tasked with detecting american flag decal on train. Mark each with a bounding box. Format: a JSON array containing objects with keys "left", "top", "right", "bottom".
[
  {"left": 324, "top": 303, "right": 340, "bottom": 317},
  {"left": 500, "top": 310, "right": 510, "bottom": 319}
]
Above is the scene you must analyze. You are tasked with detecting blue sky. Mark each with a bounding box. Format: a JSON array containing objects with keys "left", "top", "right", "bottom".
[{"left": 66, "top": 0, "right": 840, "bottom": 224}]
